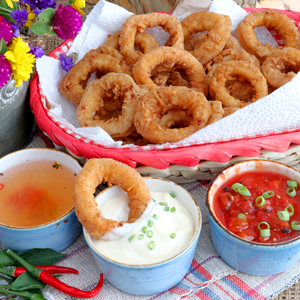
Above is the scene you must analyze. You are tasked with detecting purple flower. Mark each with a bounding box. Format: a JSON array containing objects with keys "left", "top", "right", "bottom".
[
  {"left": 29, "top": 44, "right": 45, "bottom": 58},
  {"left": 0, "top": 55, "right": 12, "bottom": 88},
  {"left": 59, "top": 53, "right": 74, "bottom": 72},
  {"left": 0, "top": 17, "right": 13, "bottom": 45},
  {"left": 19, "top": 0, "right": 57, "bottom": 14},
  {"left": 9, "top": 9, "right": 29, "bottom": 31},
  {"left": 52, "top": 4, "right": 82, "bottom": 40}
]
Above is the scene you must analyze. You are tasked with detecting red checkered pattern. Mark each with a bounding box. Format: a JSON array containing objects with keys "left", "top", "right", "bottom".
[{"left": 30, "top": 8, "right": 300, "bottom": 168}]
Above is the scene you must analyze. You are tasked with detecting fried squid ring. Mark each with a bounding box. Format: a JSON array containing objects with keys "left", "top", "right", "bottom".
[
  {"left": 207, "top": 101, "right": 224, "bottom": 125},
  {"left": 205, "top": 48, "right": 261, "bottom": 78},
  {"left": 134, "top": 86, "right": 211, "bottom": 144},
  {"left": 261, "top": 47, "right": 300, "bottom": 88},
  {"left": 224, "top": 107, "right": 240, "bottom": 117},
  {"left": 132, "top": 46, "right": 208, "bottom": 95},
  {"left": 119, "top": 13, "right": 184, "bottom": 66},
  {"left": 59, "top": 50, "right": 131, "bottom": 106},
  {"left": 185, "top": 34, "right": 240, "bottom": 52},
  {"left": 104, "top": 30, "right": 160, "bottom": 54},
  {"left": 73, "top": 158, "right": 151, "bottom": 239},
  {"left": 236, "top": 10, "right": 300, "bottom": 63},
  {"left": 181, "top": 12, "right": 232, "bottom": 65},
  {"left": 209, "top": 61, "right": 268, "bottom": 108},
  {"left": 76, "top": 73, "right": 146, "bottom": 138}
]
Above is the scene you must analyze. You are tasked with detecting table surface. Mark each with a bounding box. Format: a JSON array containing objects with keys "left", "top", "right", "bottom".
[{"left": 47, "top": 1, "right": 300, "bottom": 299}]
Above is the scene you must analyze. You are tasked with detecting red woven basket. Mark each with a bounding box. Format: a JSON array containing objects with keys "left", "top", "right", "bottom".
[{"left": 30, "top": 8, "right": 300, "bottom": 170}]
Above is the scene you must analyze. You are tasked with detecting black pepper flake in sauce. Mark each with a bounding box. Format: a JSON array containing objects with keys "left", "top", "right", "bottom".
[
  {"left": 264, "top": 209, "right": 270, "bottom": 213},
  {"left": 223, "top": 187, "right": 229, "bottom": 191},
  {"left": 281, "top": 228, "right": 291, "bottom": 234},
  {"left": 244, "top": 198, "right": 247, "bottom": 201}
]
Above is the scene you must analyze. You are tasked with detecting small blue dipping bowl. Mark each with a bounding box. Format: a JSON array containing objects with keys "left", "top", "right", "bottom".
[
  {"left": 84, "top": 178, "right": 202, "bottom": 295},
  {"left": 207, "top": 160, "right": 300, "bottom": 276},
  {"left": 0, "top": 148, "right": 82, "bottom": 253}
]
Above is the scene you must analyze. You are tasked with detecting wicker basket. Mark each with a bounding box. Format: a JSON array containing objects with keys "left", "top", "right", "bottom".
[{"left": 29, "top": 8, "right": 300, "bottom": 183}]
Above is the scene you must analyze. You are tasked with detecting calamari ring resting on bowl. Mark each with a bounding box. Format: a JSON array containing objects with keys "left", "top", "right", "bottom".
[
  {"left": 236, "top": 10, "right": 300, "bottom": 63},
  {"left": 134, "top": 86, "right": 212, "bottom": 144},
  {"left": 181, "top": 11, "right": 232, "bottom": 65},
  {"left": 132, "top": 46, "right": 208, "bottom": 95},
  {"left": 119, "top": 13, "right": 184, "bottom": 66},
  {"left": 73, "top": 158, "right": 151, "bottom": 239},
  {"left": 104, "top": 30, "right": 160, "bottom": 54},
  {"left": 209, "top": 61, "right": 268, "bottom": 108},
  {"left": 76, "top": 73, "right": 146, "bottom": 138},
  {"left": 261, "top": 47, "right": 300, "bottom": 88},
  {"left": 59, "top": 50, "right": 131, "bottom": 106}
]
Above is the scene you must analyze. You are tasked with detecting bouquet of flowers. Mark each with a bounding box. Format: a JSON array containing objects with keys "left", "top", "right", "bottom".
[{"left": 0, "top": 0, "right": 85, "bottom": 88}]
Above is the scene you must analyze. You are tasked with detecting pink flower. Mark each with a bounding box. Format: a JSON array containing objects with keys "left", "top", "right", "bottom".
[
  {"left": 0, "top": 16, "right": 14, "bottom": 45},
  {"left": 51, "top": 4, "right": 82, "bottom": 40},
  {"left": 0, "top": 55, "right": 12, "bottom": 88}
]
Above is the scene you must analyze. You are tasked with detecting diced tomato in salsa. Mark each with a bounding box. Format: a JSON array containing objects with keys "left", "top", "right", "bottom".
[{"left": 213, "top": 171, "right": 300, "bottom": 243}]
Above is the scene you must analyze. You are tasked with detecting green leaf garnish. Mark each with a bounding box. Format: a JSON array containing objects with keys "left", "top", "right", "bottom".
[{"left": 30, "top": 8, "right": 55, "bottom": 36}]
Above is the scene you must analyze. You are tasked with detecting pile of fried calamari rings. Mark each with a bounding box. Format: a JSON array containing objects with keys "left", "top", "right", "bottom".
[{"left": 59, "top": 10, "right": 300, "bottom": 145}]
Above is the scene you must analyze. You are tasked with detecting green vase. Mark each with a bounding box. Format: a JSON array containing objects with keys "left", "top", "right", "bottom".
[{"left": 0, "top": 79, "right": 35, "bottom": 157}]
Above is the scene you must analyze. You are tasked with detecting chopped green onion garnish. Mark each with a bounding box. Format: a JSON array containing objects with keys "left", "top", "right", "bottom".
[
  {"left": 238, "top": 213, "right": 247, "bottom": 221},
  {"left": 287, "top": 187, "right": 297, "bottom": 197},
  {"left": 128, "top": 233, "right": 137, "bottom": 242},
  {"left": 153, "top": 214, "right": 158, "bottom": 220},
  {"left": 238, "top": 186, "right": 251, "bottom": 196},
  {"left": 232, "top": 183, "right": 251, "bottom": 196},
  {"left": 277, "top": 211, "right": 290, "bottom": 221},
  {"left": 291, "top": 221, "right": 300, "bottom": 231},
  {"left": 255, "top": 196, "right": 266, "bottom": 207},
  {"left": 148, "top": 241, "right": 155, "bottom": 250},
  {"left": 159, "top": 202, "right": 168, "bottom": 206},
  {"left": 262, "top": 190, "right": 274, "bottom": 199},
  {"left": 232, "top": 183, "right": 244, "bottom": 192},
  {"left": 171, "top": 207, "right": 176, "bottom": 213},
  {"left": 260, "top": 229, "right": 271, "bottom": 238},
  {"left": 148, "top": 220, "right": 153, "bottom": 228},
  {"left": 147, "top": 230, "right": 153, "bottom": 238},
  {"left": 284, "top": 204, "right": 294, "bottom": 216},
  {"left": 170, "top": 192, "right": 176, "bottom": 198},
  {"left": 151, "top": 198, "right": 156, "bottom": 202},
  {"left": 138, "top": 234, "right": 144, "bottom": 240},
  {"left": 170, "top": 233, "right": 176, "bottom": 239},
  {"left": 164, "top": 206, "right": 170, "bottom": 212},
  {"left": 258, "top": 222, "right": 270, "bottom": 230},
  {"left": 287, "top": 180, "right": 298, "bottom": 188},
  {"left": 142, "top": 226, "right": 147, "bottom": 233}
]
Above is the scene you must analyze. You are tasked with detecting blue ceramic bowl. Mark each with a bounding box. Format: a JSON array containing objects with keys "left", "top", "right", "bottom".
[
  {"left": 84, "top": 178, "right": 201, "bottom": 295},
  {"left": 207, "top": 160, "right": 300, "bottom": 276},
  {"left": 0, "top": 148, "right": 82, "bottom": 253}
]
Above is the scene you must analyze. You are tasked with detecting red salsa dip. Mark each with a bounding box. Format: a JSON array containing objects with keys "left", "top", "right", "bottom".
[{"left": 213, "top": 170, "right": 300, "bottom": 243}]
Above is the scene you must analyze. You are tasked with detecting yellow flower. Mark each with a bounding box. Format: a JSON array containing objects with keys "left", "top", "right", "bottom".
[
  {"left": 24, "top": 4, "right": 35, "bottom": 28},
  {"left": 72, "top": 0, "right": 85, "bottom": 16},
  {"left": 5, "top": 0, "right": 18, "bottom": 8},
  {"left": 4, "top": 37, "right": 35, "bottom": 87}
]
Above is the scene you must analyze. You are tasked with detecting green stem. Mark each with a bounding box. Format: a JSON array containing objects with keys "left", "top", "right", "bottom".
[
  {"left": 0, "top": 288, "right": 46, "bottom": 300},
  {"left": 6, "top": 250, "right": 42, "bottom": 279},
  {"left": 0, "top": 7, "right": 13, "bottom": 13},
  {"left": 0, "top": 267, "right": 15, "bottom": 277}
]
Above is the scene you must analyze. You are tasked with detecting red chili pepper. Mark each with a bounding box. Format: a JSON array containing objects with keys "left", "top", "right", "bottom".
[
  {"left": 6, "top": 250, "right": 103, "bottom": 299},
  {"left": 39, "top": 272, "right": 103, "bottom": 298},
  {"left": 0, "top": 265, "right": 78, "bottom": 278},
  {"left": 0, "top": 183, "right": 4, "bottom": 190},
  {"left": 13, "top": 265, "right": 79, "bottom": 277}
]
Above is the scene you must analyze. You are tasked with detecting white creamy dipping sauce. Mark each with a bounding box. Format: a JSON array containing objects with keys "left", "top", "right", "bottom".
[{"left": 91, "top": 192, "right": 195, "bottom": 265}]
